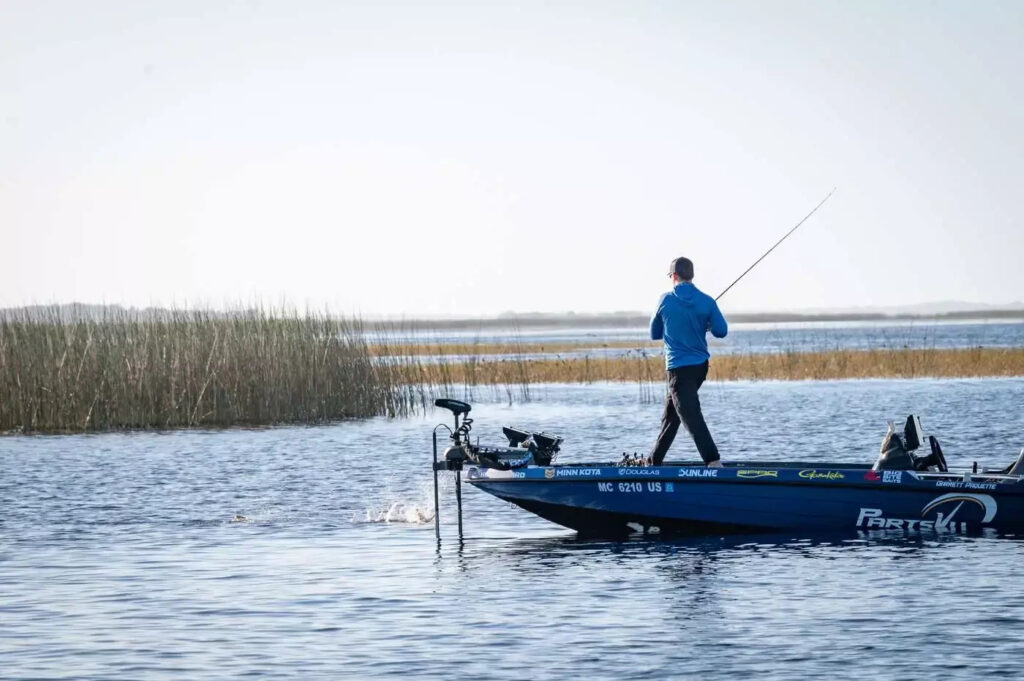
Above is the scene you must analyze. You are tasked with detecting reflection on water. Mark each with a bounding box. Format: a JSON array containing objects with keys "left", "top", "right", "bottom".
[{"left": 3, "top": 379, "right": 1024, "bottom": 679}]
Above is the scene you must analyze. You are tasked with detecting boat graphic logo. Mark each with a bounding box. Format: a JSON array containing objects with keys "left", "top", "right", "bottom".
[
  {"left": 799, "top": 470, "right": 845, "bottom": 480},
  {"left": 737, "top": 470, "right": 778, "bottom": 479},
  {"left": 857, "top": 493, "right": 998, "bottom": 531},
  {"left": 921, "top": 493, "right": 997, "bottom": 523},
  {"left": 544, "top": 468, "right": 555, "bottom": 479}
]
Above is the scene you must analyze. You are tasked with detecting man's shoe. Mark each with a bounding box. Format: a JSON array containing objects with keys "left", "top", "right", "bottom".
[{"left": 707, "top": 460, "right": 724, "bottom": 468}]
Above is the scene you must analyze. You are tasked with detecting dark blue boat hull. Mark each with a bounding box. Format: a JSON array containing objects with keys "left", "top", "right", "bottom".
[{"left": 466, "top": 464, "right": 1024, "bottom": 537}]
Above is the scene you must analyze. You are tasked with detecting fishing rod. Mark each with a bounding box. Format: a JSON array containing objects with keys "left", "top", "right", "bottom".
[{"left": 715, "top": 187, "right": 837, "bottom": 302}]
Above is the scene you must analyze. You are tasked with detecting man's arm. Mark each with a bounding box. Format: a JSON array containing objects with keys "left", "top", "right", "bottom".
[
  {"left": 650, "top": 297, "right": 665, "bottom": 340},
  {"left": 709, "top": 301, "right": 728, "bottom": 338}
]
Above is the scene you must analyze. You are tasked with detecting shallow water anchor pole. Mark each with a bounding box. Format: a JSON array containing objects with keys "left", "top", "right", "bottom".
[
  {"left": 455, "top": 470, "right": 464, "bottom": 539},
  {"left": 432, "top": 417, "right": 468, "bottom": 542},
  {"left": 432, "top": 431, "right": 441, "bottom": 541}
]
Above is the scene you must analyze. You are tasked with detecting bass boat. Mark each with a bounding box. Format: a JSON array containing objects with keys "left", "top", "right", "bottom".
[{"left": 430, "top": 399, "right": 1024, "bottom": 538}]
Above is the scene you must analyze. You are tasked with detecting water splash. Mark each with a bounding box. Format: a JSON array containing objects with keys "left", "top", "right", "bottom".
[
  {"left": 360, "top": 477, "right": 443, "bottom": 525},
  {"left": 364, "top": 502, "right": 435, "bottom": 524}
]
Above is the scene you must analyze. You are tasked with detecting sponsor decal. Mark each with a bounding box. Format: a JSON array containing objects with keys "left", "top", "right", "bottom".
[
  {"left": 665, "top": 482, "right": 674, "bottom": 492},
  {"left": 935, "top": 480, "right": 997, "bottom": 491},
  {"left": 555, "top": 468, "right": 602, "bottom": 478},
  {"left": 618, "top": 467, "right": 663, "bottom": 476},
  {"left": 921, "top": 493, "right": 997, "bottom": 521},
  {"left": 678, "top": 468, "right": 718, "bottom": 479},
  {"left": 799, "top": 469, "right": 845, "bottom": 481},
  {"left": 737, "top": 469, "right": 778, "bottom": 479},
  {"left": 512, "top": 470, "right": 526, "bottom": 479},
  {"left": 544, "top": 468, "right": 555, "bottom": 479},
  {"left": 856, "top": 493, "right": 997, "bottom": 532},
  {"left": 864, "top": 470, "right": 905, "bottom": 483}
]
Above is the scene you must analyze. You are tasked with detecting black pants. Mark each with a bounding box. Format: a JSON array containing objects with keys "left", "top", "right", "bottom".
[{"left": 650, "top": 361, "right": 720, "bottom": 465}]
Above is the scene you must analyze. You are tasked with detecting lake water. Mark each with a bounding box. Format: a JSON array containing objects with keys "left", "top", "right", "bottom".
[{"left": 4, "top": 378, "right": 1024, "bottom": 679}]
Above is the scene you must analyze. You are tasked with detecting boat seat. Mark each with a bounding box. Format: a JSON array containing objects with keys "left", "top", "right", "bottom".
[
  {"left": 873, "top": 422, "right": 916, "bottom": 471},
  {"left": 1007, "top": 448, "right": 1024, "bottom": 476},
  {"left": 502, "top": 426, "right": 531, "bottom": 448}
]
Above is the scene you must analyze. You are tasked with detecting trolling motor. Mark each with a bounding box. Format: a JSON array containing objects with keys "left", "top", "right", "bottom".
[
  {"left": 430, "top": 398, "right": 563, "bottom": 541},
  {"left": 431, "top": 398, "right": 472, "bottom": 541}
]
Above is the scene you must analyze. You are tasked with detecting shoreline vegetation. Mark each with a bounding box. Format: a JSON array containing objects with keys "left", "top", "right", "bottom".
[
  {"left": 387, "top": 347, "right": 1024, "bottom": 384},
  {"left": 1, "top": 307, "right": 1023, "bottom": 434},
  {"left": 0, "top": 308, "right": 427, "bottom": 435}
]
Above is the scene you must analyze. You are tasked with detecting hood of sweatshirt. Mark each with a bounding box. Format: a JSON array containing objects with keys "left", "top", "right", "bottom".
[{"left": 672, "top": 282, "right": 697, "bottom": 306}]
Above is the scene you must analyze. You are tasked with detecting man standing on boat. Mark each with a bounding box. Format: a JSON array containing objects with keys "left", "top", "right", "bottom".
[{"left": 649, "top": 257, "right": 728, "bottom": 467}]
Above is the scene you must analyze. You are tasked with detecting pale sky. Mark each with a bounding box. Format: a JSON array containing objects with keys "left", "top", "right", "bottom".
[{"left": 3, "top": 1, "right": 1023, "bottom": 316}]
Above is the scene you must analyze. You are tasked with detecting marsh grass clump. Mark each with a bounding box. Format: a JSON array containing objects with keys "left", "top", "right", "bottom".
[
  {"left": 390, "top": 347, "right": 1024, "bottom": 386},
  {"left": 0, "top": 306, "right": 428, "bottom": 434}
]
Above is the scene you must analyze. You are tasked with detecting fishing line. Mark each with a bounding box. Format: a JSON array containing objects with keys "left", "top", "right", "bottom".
[
  {"left": 715, "top": 187, "right": 837, "bottom": 302},
  {"left": 709, "top": 187, "right": 837, "bottom": 430}
]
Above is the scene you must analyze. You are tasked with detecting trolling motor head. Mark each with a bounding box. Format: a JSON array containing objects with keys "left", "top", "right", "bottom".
[
  {"left": 435, "top": 398, "right": 472, "bottom": 443},
  {"left": 434, "top": 398, "right": 474, "bottom": 471}
]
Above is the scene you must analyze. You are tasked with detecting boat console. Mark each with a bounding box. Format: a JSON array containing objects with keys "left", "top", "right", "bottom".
[{"left": 872, "top": 415, "right": 948, "bottom": 472}]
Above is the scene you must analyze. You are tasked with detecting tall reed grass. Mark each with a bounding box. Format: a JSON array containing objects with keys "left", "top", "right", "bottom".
[{"left": 0, "top": 307, "right": 429, "bottom": 433}]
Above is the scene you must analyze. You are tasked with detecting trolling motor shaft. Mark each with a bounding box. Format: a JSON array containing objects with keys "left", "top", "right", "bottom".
[{"left": 432, "top": 398, "right": 473, "bottom": 541}]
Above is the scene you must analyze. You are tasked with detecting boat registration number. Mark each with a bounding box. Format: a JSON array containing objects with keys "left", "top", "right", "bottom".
[{"left": 598, "top": 482, "right": 674, "bottom": 493}]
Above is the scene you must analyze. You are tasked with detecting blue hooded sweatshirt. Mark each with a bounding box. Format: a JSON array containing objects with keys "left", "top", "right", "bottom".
[{"left": 650, "top": 282, "right": 728, "bottom": 369}]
